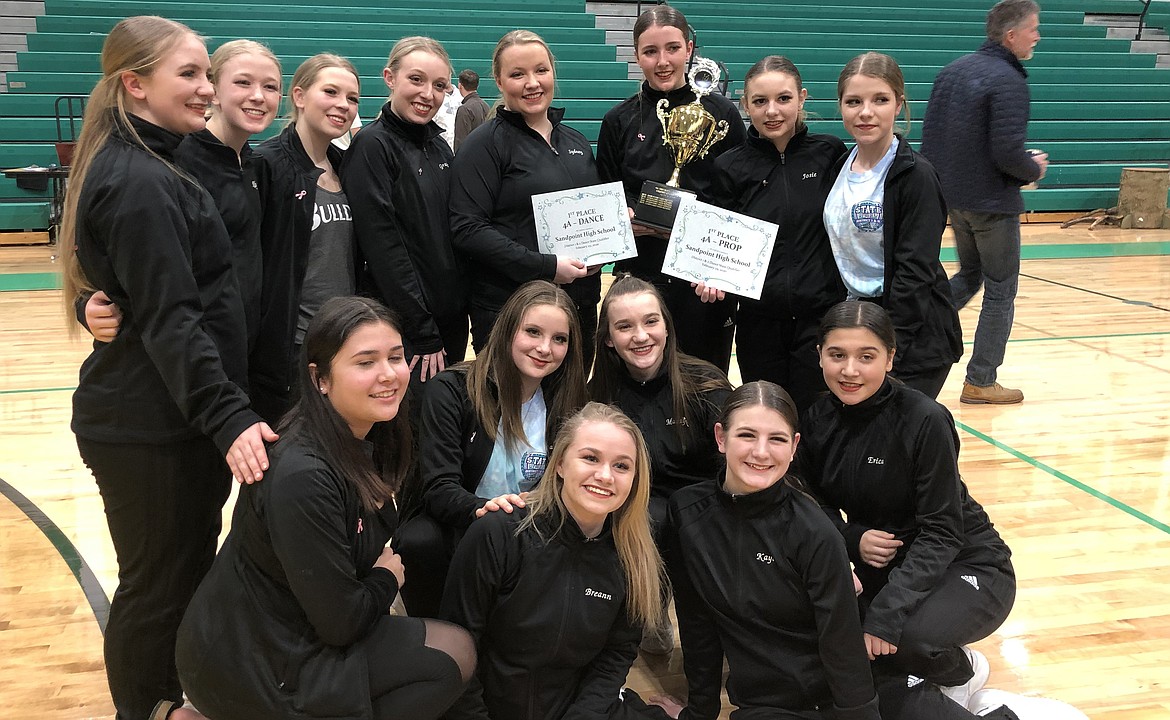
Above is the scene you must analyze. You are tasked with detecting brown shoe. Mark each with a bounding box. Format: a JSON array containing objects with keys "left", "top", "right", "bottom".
[{"left": 961, "top": 382, "right": 1024, "bottom": 404}]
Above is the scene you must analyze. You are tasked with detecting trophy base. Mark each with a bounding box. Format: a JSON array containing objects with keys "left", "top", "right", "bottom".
[{"left": 632, "top": 181, "right": 696, "bottom": 232}]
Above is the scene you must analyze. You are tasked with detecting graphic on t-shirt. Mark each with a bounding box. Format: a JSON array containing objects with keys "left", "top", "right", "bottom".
[
  {"left": 851, "top": 201, "right": 884, "bottom": 232},
  {"left": 312, "top": 200, "right": 352, "bottom": 231},
  {"left": 519, "top": 450, "right": 548, "bottom": 492}
]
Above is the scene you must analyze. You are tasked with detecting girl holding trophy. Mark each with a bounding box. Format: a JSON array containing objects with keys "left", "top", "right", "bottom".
[{"left": 597, "top": 5, "right": 746, "bottom": 374}]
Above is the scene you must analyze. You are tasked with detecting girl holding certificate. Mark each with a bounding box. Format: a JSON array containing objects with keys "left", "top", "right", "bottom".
[
  {"left": 596, "top": 5, "right": 747, "bottom": 374},
  {"left": 440, "top": 402, "right": 666, "bottom": 720},
  {"left": 708, "top": 56, "right": 847, "bottom": 414},
  {"left": 589, "top": 274, "right": 730, "bottom": 651},
  {"left": 342, "top": 36, "right": 468, "bottom": 386},
  {"left": 394, "top": 281, "right": 588, "bottom": 617},
  {"left": 450, "top": 30, "right": 601, "bottom": 363},
  {"left": 823, "top": 53, "right": 961, "bottom": 399}
]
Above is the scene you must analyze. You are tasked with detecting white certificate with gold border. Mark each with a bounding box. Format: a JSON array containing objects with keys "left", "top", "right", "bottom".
[
  {"left": 661, "top": 198, "right": 777, "bottom": 301},
  {"left": 532, "top": 181, "right": 637, "bottom": 264}
]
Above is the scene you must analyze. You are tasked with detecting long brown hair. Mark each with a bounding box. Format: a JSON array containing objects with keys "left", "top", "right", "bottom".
[
  {"left": 466, "top": 281, "right": 587, "bottom": 450},
  {"left": 283, "top": 296, "right": 413, "bottom": 511},
  {"left": 59, "top": 16, "right": 199, "bottom": 328},
  {"left": 717, "top": 381, "right": 806, "bottom": 493},
  {"left": 590, "top": 275, "right": 731, "bottom": 449},
  {"left": 743, "top": 55, "right": 807, "bottom": 133},
  {"left": 519, "top": 402, "right": 665, "bottom": 626},
  {"left": 837, "top": 52, "right": 911, "bottom": 134}
]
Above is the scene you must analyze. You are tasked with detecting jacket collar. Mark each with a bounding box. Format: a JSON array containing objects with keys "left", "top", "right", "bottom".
[
  {"left": 277, "top": 122, "right": 341, "bottom": 179},
  {"left": 496, "top": 105, "right": 566, "bottom": 134},
  {"left": 828, "top": 376, "right": 896, "bottom": 420},
  {"left": 463, "top": 91, "right": 482, "bottom": 102},
  {"left": 746, "top": 124, "right": 809, "bottom": 157},
  {"left": 121, "top": 113, "right": 184, "bottom": 160},
  {"left": 717, "top": 473, "right": 794, "bottom": 515},
  {"left": 379, "top": 101, "right": 445, "bottom": 146},
  {"left": 979, "top": 40, "right": 1028, "bottom": 78},
  {"left": 533, "top": 506, "right": 615, "bottom": 545},
  {"left": 641, "top": 80, "right": 697, "bottom": 108}
]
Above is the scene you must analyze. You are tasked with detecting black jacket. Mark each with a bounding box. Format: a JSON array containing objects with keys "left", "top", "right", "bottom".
[
  {"left": 176, "top": 434, "right": 399, "bottom": 719},
  {"left": 920, "top": 41, "right": 1042, "bottom": 215},
  {"left": 342, "top": 104, "right": 466, "bottom": 356},
  {"left": 666, "top": 479, "right": 881, "bottom": 720},
  {"left": 829, "top": 138, "right": 962, "bottom": 375},
  {"left": 441, "top": 508, "right": 639, "bottom": 720},
  {"left": 71, "top": 114, "right": 259, "bottom": 455},
  {"left": 600, "top": 363, "right": 729, "bottom": 500},
  {"left": 250, "top": 123, "right": 350, "bottom": 423},
  {"left": 798, "top": 380, "right": 1012, "bottom": 646},
  {"left": 450, "top": 107, "right": 601, "bottom": 313},
  {"left": 710, "top": 126, "right": 847, "bottom": 318},
  {"left": 597, "top": 82, "right": 747, "bottom": 278},
  {"left": 174, "top": 129, "right": 263, "bottom": 352}
]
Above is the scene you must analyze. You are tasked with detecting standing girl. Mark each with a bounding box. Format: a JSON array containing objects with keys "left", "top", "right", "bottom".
[
  {"left": 60, "top": 16, "right": 273, "bottom": 719},
  {"left": 654, "top": 381, "right": 881, "bottom": 720},
  {"left": 177, "top": 297, "right": 475, "bottom": 720},
  {"left": 800, "top": 301, "right": 1017, "bottom": 719},
  {"left": 450, "top": 30, "right": 600, "bottom": 363},
  {"left": 823, "top": 52, "right": 961, "bottom": 399},
  {"left": 596, "top": 5, "right": 747, "bottom": 374},
  {"left": 441, "top": 402, "right": 664, "bottom": 719},
  {"left": 342, "top": 36, "right": 468, "bottom": 386},
  {"left": 250, "top": 53, "right": 361, "bottom": 423},
  {"left": 709, "top": 56, "right": 847, "bottom": 413},
  {"left": 395, "top": 281, "right": 588, "bottom": 616}
]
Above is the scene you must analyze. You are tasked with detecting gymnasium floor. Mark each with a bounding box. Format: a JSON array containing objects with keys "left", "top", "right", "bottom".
[{"left": 1, "top": 224, "right": 1168, "bottom": 718}]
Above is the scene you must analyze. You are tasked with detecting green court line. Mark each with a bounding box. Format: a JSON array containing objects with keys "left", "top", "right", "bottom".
[
  {"left": 955, "top": 420, "right": 1170, "bottom": 536},
  {"left": 0, "top": 271, "right": 59, "bottom": 291},
  {"left": 964, "top": 330, "right": 1170, "bottom": 346},
  {"left": 0, "top": 385, "right": 76, "bottom": 395},
  {"left": 940, "top": 241, "right": 1170, "bottom": 263}
]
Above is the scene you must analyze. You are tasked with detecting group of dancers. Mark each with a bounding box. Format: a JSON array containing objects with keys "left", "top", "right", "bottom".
[{"left": 60, "top": 7, "right": 1086, "bottom": 720}]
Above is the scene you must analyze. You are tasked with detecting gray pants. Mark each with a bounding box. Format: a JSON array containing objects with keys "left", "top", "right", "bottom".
[{"left": 947, "top": 210, "right": 1021, "bottom": 386}]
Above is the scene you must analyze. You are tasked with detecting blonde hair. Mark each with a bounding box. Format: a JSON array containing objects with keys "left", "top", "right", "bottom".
[
  {"left": 287, "top": 53, "right": 359, "bottom": 124},
  {"left": 519, "top": 402, "right": 665, "bottom": 627},
  {"left": 490, "top": 29, "right": 557, "bottom": 118},
  {"left": 207, "top": 39, "right": 282, "bottom": 120},
  {"left": 60, "top": 16, "right": 200, "bottom": 329},
  {"left": 385, "top": 36, "right": 452, "bottom": 101},
  {"left": 837, "top": 52, "right": 911, "bottom": 135}
]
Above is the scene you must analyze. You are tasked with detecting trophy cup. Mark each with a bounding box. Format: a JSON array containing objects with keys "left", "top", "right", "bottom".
[{"left": 633, "top": 57, "right": 731, "bottom": 232}]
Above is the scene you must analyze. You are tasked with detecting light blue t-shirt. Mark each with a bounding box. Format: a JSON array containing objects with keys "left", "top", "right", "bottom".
[
  {"left": 824, "top": 137, "right": 899, "bottom": 299},
  {"left": 475, "top": 390, "right": 548, "bottom": 498}
]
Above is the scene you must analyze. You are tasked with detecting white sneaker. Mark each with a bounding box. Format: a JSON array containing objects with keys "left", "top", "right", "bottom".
[
  {"left": 939, "top": 646, "right": 990, "bottom": 709},
  {"left": 969, "top": 689, "right": 1090, "bottom": 719}
]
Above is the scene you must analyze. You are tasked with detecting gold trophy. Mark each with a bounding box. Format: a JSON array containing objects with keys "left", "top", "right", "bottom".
[{"left": 633, "top": 57, "right": 731, "bottom": 231}]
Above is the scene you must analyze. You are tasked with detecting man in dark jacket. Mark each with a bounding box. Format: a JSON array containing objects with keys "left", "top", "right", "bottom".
[
  {"left": 921, "top": 0, "right": 1047, "bottom": 405},
  {"left": 454, "top": 69, "right": 489, "bottom": 151}
]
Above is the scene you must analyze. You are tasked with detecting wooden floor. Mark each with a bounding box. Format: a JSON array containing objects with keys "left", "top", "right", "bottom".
[{"left": 1, "top": 225, "right": 1169, "bottom": 719}]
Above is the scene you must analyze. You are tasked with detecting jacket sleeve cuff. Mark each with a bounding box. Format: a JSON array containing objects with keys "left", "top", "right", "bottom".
[
  {"left": 209, "top": 409, "right": 265, "bottom": 458},
  {"left": 830, "top": 694, "right": 882, "bottom": 720},
  {"left": 843, "top": 523, "right": 870, "bottom": 565},
  {"left": 540, "top": 252, "right": 559, "bottom": 281}
]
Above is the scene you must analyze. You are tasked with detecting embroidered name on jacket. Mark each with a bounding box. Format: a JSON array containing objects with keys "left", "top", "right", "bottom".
[
  {"left": 568, "top": 149, "right": 585, "bottom": 156},
  {"left": 756, "top": 552, "right": 775, "bottom": 565},
  {"left": 585, "top": 587, "right": 613, "bottom": 601},
  {"left": 867, "top": 456, "right": 885, "bottom": 465}
]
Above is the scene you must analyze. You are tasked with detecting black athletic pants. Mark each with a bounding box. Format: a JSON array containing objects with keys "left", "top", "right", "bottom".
[
  {"left": 735, "top": 311, "right": 827, "bottom": 416},
  {"left": 77, "top": 435, "right": 231, "bottom": 720}
]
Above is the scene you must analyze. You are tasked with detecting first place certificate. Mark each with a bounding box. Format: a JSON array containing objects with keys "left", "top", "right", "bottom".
[
  {"left": 661, "top": 198, "right": 778, "bottom": 301},
  {"left": 532, "top": 181, "right": 637, "bottom": 265}
]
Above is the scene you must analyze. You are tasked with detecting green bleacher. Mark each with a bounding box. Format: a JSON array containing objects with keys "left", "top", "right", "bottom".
[{"left": 1, "top": 0, "right": 1167, "bottom": 232}]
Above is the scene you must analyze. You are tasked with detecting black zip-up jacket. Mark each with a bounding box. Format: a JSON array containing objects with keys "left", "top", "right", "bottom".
[
  {"left": 450, "top": 107, "right": 601, "bottom": 313},
  {"left": 71, "top": 114, "right": 259, "bottom": 455},
  {"left": 597, "top": 82, "right": 747, "bottom": 278},
  {"left": 798, "top": 380, "right": 1012, "bottom": 646},
  {"left": 174, "top": 129, "right": 263, "bottom": 352},
  {"left": 441, "top": 508, "right": 639, "bottom": 720},
  {"left": 176, "top": 434, "right": 399, "bottom": 720},
  {"left": 600, "top": 363, "right": 729, "bottom": 500},
  {"left": 418, "top": 367, "right": 566, "bottom": 530},
  {"left": 342, "top": 103, "right": 466, "bottom": 355},
  {"left": 829, "top": 137, "right": 962, "bottom": 374},
  {"left": 250, "top": 124, "right": 350, "bottom": 423},
  {"left": 666, "top": 478, "right": 881, "bottom": 720},
  {"left": 710, "top": 127, "right": 847, "bottom": 319}
]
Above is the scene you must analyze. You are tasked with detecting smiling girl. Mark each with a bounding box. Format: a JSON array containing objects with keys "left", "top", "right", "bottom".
[
  {"left": 59, "top": 16, "right": 274, "bottom": 718},
  {"left": 822, "top": 52, "right": 961, "bottom": 399},
  {"left": 708, "top": 56, "right": 847, "bottom": 413},
  {"left": 393, "top": 281, "right": 588, "bottom": 616},
  {"left": 441, "top": 402, "right": 664, "bottom": 720},
  {"left": 342, "top": 36, "right": 467, "bottom": 388},
  {"left": 177, "top": 296, "right": 475, "bottom": 720},
  {"left": 250, "top": 53, "right": 362, "bottom": 423},
  {"left": 596, "top": 5, "right": 746, "bottom": 374},
  {"left": 450, "top": 31, "right": 600, "bottom": 363}
]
